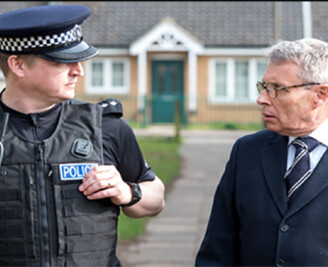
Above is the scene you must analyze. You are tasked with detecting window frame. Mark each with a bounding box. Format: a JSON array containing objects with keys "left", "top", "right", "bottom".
[
  {"left": 208, "top": 57, "right": 268, "bottom": 104},
  {"left": 85, "top": 57, "right": 130, "bottom": 95}
]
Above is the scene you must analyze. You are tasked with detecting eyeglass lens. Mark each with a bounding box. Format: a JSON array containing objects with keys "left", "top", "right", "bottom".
[{"left": 257, "top": 82, "right": 276, "bottom": 98}]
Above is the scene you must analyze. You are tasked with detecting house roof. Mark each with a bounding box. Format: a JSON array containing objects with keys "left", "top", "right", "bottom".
[
  {"left": 78, "top": 1, "right": 303, "bottom": 48},
  {"left": 1, "top": 2, "right": 328, "bottom": 49}
]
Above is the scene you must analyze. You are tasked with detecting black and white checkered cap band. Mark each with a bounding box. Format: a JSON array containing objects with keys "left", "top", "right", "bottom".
[{"left": 0, "top": 24, "right": 83, "bottom": 53}]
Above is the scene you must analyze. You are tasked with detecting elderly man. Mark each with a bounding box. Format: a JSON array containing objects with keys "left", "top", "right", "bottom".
[
  {"left": 0, "top": 4, "right": 164, "bottom": 266},
  {"left": 196, "top": 38, "right": 328, "bottom": 266}
]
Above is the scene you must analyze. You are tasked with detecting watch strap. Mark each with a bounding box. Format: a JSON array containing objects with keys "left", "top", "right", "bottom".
[{"left": 121, "top": 182, "right": 142, "bottom": 207}]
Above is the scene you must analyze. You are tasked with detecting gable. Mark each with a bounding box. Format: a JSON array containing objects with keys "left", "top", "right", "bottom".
[{"left": 130, "top": 17, "right": 204, "bottom": 55}]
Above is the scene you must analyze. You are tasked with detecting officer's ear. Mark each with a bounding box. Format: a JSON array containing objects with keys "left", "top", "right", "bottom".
[{"left": 7, "top": 55, "right": 26, "bottom": 78}]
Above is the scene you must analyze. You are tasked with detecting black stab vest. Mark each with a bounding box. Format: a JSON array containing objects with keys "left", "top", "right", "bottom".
[{"left": 0, "top": 100, "right": 121, "bottom": 266}]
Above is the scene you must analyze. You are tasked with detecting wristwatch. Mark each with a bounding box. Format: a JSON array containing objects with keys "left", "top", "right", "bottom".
[{"left": 121, "top": 182, "right": 142, "bottom": 207}]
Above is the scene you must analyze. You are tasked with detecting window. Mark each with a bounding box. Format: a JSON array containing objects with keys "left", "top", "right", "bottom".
[
  {"left": 209, "top": 58, "right": 268, "bottom": 103},
  {"left": 0, "top": 70, "right": 5, "bottom": 92},
  {"left": 215, "top": 62, "right": 227, "bottom": 97},
  {"left": 257, "top": 62, "right": 267, "bottom": 81},
  {"left": 85, "top": 58, "right": 130, "bottom": 95},
  {"left": 234, "top": 61, "right": 248, "bottom": 100},
  {"left": 112, "top": 62, "right": 124, "bottom": 87},
  {"left": 91, "top": 62, "right": 104, "bottom": 87}
]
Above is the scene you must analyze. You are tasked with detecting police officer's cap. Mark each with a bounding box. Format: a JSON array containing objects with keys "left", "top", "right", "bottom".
[{"left": 0, "top": 4, "right": 98, "bottom": 63}]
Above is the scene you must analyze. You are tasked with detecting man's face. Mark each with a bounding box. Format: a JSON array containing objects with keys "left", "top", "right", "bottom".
[
  {"left": 23, "top": 56, "right": 84, "bottom": 104},
  {"left": 257, "top": 61, "right": 317, "bottom": 136}
]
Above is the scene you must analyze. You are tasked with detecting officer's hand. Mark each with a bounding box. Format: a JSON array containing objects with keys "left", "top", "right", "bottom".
[{"left": 78, "top": 165, "right": 132, "bottom": 205}]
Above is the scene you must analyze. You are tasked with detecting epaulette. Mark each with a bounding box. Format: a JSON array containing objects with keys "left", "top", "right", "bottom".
[{"left": 98, "top": 98, "right": 123, "bottom": 116}]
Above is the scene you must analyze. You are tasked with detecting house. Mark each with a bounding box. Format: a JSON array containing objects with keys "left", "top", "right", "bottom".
[{"left": 0, "top": 2, "right": 326, "bottom": 125}]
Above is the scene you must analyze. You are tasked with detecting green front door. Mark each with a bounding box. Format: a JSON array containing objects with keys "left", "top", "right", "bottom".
[{"left": 151, "top": 60, "right": 185, "bottom": 123}]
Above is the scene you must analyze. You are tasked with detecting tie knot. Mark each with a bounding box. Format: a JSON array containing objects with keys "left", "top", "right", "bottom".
[{"left": 292, "top": 137, "right": 319, "bottom": 152}]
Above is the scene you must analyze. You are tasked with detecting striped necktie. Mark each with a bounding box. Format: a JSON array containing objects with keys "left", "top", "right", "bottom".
[{"left": 285, "top": 137, "right": 319, "bottom": 203}]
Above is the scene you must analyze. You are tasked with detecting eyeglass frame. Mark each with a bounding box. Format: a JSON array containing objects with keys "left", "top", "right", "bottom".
[{"left": 256, "top": 81, "right": 321, "bottom": 99}]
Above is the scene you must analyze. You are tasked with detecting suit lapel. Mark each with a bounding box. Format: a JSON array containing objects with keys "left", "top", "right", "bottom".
[
  {"left": 261, "top": 133, "right": 288, "bottom": 216},
  {"left": 286, "top": 150, "right": 328, "bottom": 217}
]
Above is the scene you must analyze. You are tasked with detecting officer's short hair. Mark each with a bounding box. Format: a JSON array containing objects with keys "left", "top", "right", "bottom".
[{"left": 0, "top": 53, "right": 37, "bottom": 77}]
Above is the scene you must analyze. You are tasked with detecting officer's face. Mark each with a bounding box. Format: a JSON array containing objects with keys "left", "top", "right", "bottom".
[
  {"left": 257, "top": 61, "right": 319, "bottom": 136},
  {"left": 23, "top": 56, "right": 84, "bottom": 103}
]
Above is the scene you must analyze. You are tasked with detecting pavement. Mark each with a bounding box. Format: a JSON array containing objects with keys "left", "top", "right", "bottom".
[{"left": 116, "top": 126, "right": 253, "bottom": 267}]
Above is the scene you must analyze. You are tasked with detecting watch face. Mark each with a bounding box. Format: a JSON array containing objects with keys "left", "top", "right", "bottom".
[{"left": 131, "top": 183, "right": 142, "bottom": 201}]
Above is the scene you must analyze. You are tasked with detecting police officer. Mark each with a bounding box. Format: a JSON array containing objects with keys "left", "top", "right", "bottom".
[{"left": 0, "top": 4, "right": 165, "bottom": 266}]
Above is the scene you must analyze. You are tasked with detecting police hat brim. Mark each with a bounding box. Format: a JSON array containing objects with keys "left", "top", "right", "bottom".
[{"left": 38, "top": 41, "right": 98, "bottom": 63}]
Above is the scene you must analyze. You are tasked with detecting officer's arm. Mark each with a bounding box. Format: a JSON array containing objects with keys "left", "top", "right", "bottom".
[
  {"left": 96, "top": 98, "right": 165, "bottom": 217},
  {"left": 121, "top": 176, "right": 165, "bottom": 218},
  {"left": 79, "top": 164, "right": 165, "bottom": 217}
]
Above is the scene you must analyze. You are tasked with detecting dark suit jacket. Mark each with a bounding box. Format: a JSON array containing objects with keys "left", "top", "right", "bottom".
[{"left": 195, "top": 129, "right": 328, "bottom": 266}]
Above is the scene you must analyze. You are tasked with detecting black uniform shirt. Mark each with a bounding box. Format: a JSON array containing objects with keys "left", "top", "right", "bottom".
[{"left": 0, "top": 100, "right": 155, "bottom": 183}]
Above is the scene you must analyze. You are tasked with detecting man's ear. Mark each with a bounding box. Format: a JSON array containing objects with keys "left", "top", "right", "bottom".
[
  {"left": 7, "top": 55, "right": 25, "bottom": 78},
  {"left": 314, "top": 84, "right": 328, "bottom": 104}
]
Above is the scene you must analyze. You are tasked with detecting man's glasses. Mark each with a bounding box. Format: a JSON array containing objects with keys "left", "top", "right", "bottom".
[{"left": 256, "top": 81, "right": 320, "bottom": 99}]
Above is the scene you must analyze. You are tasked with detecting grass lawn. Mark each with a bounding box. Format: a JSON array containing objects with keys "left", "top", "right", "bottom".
[{"left": 117, "top": 136, "right": 181, "bottom": 240}]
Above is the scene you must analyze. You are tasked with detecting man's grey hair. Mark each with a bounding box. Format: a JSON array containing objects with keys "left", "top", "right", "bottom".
[{"left": 268, "top": 38, "right": 328, "bottom": 84}]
